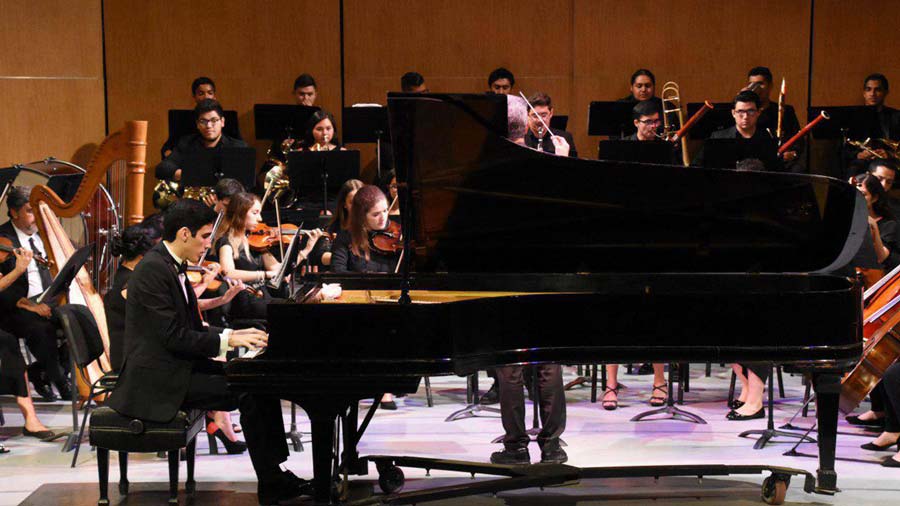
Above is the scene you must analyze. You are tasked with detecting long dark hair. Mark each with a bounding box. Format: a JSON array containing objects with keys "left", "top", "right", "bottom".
[
  {"left": 301, "top": 110, "right": 340, "bottom": 148},
  {"left": 110, "top": 224, "right": 155, "bottom": 262},
  {"left": 329, "top": 179, "right": 364, "bottom": 232},
  {"left": 857, "top": 172, "right": 895, "bottom": 220},
  {"left": 348, "top": 185, "right": 387, "bottom": 259},
  {"left": 219, "top": 192, "right": 260, "bottom": 259}
]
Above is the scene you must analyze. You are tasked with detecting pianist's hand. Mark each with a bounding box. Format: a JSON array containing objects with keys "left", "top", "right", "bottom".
[
  {"left": 228, "top": 328, "right": 268, "bottom": 350},
  {"left": 550, "top": 135, "right": 570, "bottom": 157}
]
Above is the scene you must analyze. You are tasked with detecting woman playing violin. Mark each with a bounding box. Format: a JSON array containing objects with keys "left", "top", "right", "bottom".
[
  {"left": 331, "top": 185, "right": 397, "bottom": 274},
  {"left": 216, "top": 192, "right": 324, "bottom": 319}
]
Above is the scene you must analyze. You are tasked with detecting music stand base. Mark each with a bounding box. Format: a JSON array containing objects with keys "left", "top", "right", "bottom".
[
  {"left": 739, "top": 429, "right": 817, "bottom": 450},
  {"left": 630, "top": 405, "right": 707, "bottom": 424},
  {"left": 445, "top": 404, "right": 501, "bottom": 422}
]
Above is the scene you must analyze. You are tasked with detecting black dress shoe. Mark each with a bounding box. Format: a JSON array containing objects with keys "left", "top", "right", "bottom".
[
  {"left": 281, "top": 470, "right": 314, "bottom": 496},
  {"left": 729, "top": 400, "right": 745, "bottom": 410},
  {"left": 380, "top": 400, "right": 398, "bottom": 410},
  {"left": 846, "top": 415, "right": 886, "bottom": 428},
  {"left": 882, "top": 456, "right": 900, "bottom": 467},
  {"left": 258, "top": 473, "right": 303, "bottom": 505},
  {"left": 32, "top": 382, "right": 57, "bottom": 402},
  {"left": 479, "top": 383, "right": 500, "bottom": 405},
  {"left": 540, "top": 446, "right": 568, "bottom": 464},
  {"left": 490, "top": 447, "right": 530, "bottom": 465},
  {"left": 726, "top": 407, "right": 765, "bottom": 421},
  {"left": 55, "top": 383, "right": 73, "bottom": 402},
  {"left": 861, "top": 440, "right": 898, "bottom": 451},
  {"left": 22, "top": 428, "right": 56, "bottom": 440}
]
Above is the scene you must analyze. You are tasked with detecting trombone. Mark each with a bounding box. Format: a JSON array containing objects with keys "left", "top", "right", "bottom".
[{"left": 661, "top": 82, "right": 691, "bottom": 166}]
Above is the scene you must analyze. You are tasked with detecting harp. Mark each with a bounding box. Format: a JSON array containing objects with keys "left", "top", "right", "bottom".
[{"left": 29, "top": 121, "right": 148, "bottom": 400}]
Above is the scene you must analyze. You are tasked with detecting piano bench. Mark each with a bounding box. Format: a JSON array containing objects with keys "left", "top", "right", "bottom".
[{"left": 89, "top": 407, "right": 205, "bottom": 506}]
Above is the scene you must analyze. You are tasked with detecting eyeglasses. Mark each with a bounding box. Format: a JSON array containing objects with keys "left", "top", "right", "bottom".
[
  {"left": 734, "top": 109, "right": 758, "bottom": 117},
  {"left": 197, "top": 117, "right": 222, "bottom": 126},
  {"left": 638, "top": 118, "right": 661, "bottom": 125}
]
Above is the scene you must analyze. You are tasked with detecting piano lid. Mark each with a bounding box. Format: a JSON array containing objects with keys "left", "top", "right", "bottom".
[{"left": 387, "top": 93, "right": 867, "bottom": 274}]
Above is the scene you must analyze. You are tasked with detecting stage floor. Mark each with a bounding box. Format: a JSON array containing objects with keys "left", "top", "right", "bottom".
[{"left": 1, "top": 366, "right": 897, "bottom": 505}]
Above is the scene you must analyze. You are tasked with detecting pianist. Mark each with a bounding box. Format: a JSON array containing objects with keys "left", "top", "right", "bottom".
[{"left": 108, "top": 199, "right": 308, "bottom": 504}]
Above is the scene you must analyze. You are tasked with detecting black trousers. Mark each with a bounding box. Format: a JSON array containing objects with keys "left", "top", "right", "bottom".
[
  {"left": 871, "top": 381, "right": 886, "bottom": 412},
  {"left": 497, "top": 364, "right": 566, "bottom": 451},
  {"left": 182, "top": 369, "right": 289, "bottom": 480},
  {"left": 881, "top": 363, "right": 900, "bottom": 433},
  {"left": 2, "top": 309, "right": 66, "bottom": 386},
  {"left": 0, "top": 329, "right": 27, "bottom": 397}
]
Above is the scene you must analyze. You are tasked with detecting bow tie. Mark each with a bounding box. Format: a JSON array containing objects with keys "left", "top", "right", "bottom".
[{"left": 177, "top": 261, "right": 188, "bottom": 275}]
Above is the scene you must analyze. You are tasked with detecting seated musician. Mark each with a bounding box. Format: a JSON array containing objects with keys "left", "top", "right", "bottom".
[
  {"left": 0, "top": 247, "right": 56, "bottom": 444},
  {"left": 624, "top": 100, "right": 662, "bottom": 141},
  {"left": 488, "top": 67, "right": 515, "bottom": 95},
  {"left": 856, "top": 172, "right": 900, "bottom": 272},
  {"left": 618, "top": 68, "right": 663, "bottom": 108},
  {"left": 0, "top": 186, "right": 70, "bottom": 402},
  {"left": 524, "top": 92, "right": 577, "bottom": 158},
  {"left": 192, "top": 76, "right": 217, "bottom": 104},
  {"left": 209, "top": 177, "right": 245, "bottom": 214},
  {"left": 106, "top": 221, "right": 248, "bottom": 453},
  {"left": 861, "top": 361, "right": 900, "bottom": 468},
  {"left": 843, "top": 74, "right": 900, "bottom": 176},
  {"left": 692, "top": 91, "right": 782, "bottom": 171},
  {"left": 317, "top": 179, "right": 364, "bottom": 268},
  {"left": 155, "top": 99, "right": 248, "bottom": 183},
  {"left": 293, "top": 73, "right": 318, "bottom": 107},
  {"left": 216, "top": 192, "right": 324, "bottom": 320},
  {"left": 401, "top": 71, "right": 428, "bottom": 93},
  {"left": 746, "top": 66, "right": 802, "bottom": 169},
  {"left": 299, "top": 110, "right": 346, "bottom": 152},
  {"left": 507, "top": 95, "right": 569, "bottom": 155},
  {"left": 869, "top": 159, "right": 900, "bottom": 219},
  {"left": 107, "top": 199, "right": 308, "bottom": 503}
]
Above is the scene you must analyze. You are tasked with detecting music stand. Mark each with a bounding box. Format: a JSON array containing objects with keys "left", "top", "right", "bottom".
[
  {"left": 180, "top": 147, "right": 257, "bottom": 191},
  {"left": 267, "top": 228, "right": 303, "bottom": 293},
  {"left": 549, "top": 115, "right": 568, "bottom": 131},
  {"left": 808, "top": 106, "right": 878, "bottom": 140},
  {"left": 343, "top": 106, "right": 390, "bottom": 178},
  {"left": 599, "top": 140, "right": 674, "bottom": 164},
  {"left": 700, "top": 138, "right": 779, "bottom": 171},
  {"left": 687, "top": 102, "right": 733, "bottom": 139},
  {"left": 36, "top": 244, "right": 93, "bottom": 304},
  {"left": 0, "top": 165, "right": 23, "bottom": 207},
  {"left": 253, "top": 104, "right": 320, "bottom": 141},
  {"left": 587, "top": 101, "right": 635, "bottom": 137},
  {"left": 287, "top": 151, "right": 361, "bottom": 212}
]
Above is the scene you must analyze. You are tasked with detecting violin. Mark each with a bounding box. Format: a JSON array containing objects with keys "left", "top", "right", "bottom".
[
  {"left": 185, "top": 260, "right": 264, "bottom": 298},
  {"left": 248, "top": 223, "right": 326, "bottom": 252},
  {"left": 369, "top": 220, "right": 403, "bottom": 256},
  {"left": 0, "top": 236, "right": 52, "bottom": 267}
]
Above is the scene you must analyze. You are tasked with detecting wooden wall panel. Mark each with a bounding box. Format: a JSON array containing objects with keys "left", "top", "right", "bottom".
[
  {"left": 0, "top": 0, "right": 105, "bottom": 167},
  {"left": 573, "top": 0, "right": 811, "bottom": 159},
  {"left": 811, "top": 0, "right": 900, "bottom": 107},
  {"left": 103, "top": 0, "right": 342, "bottom": 214}
]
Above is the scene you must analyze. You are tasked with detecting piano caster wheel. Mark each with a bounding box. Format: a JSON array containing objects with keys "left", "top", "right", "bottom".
[
  {"left": 761, "top": 474, "right": 789, "bottom": 505},
  {"left": 118, "top": 480, "right": 129, "bottom": 496},
  {"left": 377, "top": 465, "right": 405, "bottom": 494}
]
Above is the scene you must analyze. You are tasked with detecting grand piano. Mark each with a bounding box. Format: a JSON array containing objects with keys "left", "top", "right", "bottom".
[{"left": 226, "top": 93, "right": 867, "bottom": 505}]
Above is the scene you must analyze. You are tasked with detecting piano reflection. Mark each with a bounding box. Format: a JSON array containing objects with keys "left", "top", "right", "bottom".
[{"left": 227, "top": 93, "right": 867, "bottom": 504}]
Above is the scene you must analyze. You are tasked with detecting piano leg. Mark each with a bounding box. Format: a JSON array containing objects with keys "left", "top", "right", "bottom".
[
  {"left": 812, "top": 372, "right": 841, "bottom": 494},
  {"left": 305, "top": 403, "right": 345, "bottom": 505}
]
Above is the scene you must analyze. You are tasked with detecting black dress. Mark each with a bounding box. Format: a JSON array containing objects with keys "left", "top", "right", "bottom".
[
  {"left": 330, "top": 231, "right": 396, "bottom": 273},
  {"left": 215, "top": 236, "right": 270, "bottom": 320},
  {"left": 103, "top": 265, "right": 132, "bottom": 372},
  {"left": 0, "top": 328, "right": 27, "bottom": 397}
]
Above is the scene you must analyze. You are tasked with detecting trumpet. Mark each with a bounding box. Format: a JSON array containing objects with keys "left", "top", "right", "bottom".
[{"left": 847, "top": 137, "right": 898, "bottom": 160}]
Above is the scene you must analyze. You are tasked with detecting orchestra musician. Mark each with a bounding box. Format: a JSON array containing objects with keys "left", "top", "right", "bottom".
[
  {"left": 317, "top": 179, "right": 364, "bottom": 268},
  {"left": 401, "top": 72, "right": 428, "bottom": 93},
  {"left": 106, "top": 221, "right": 249, "bottom": 453},
  {"left": 209, "top": 177, "right": 245, "bottom": 214},
  {"left": 215, "top": 192, "right": 324, "bottom": 320},
  {"left": 155, "top": 99, "right": 248, "bottom": 183},
  {"left": 191, "top": 76, "right": 217, "bottom": 104},
  {"left": 488, "top": 67, "right": 515, "bottom": 95},
  {"left": 855, "top": 172, "right": 900, "bottom": 271},
  {"left": 299, "top": 110, "right": 346, "bottom": 152},
  {"left": 489, "top": 96, "right": 566, "bottom": 465},
  {"left": 868, "top": 159, "right": 900, "bottom": 219},
  {"left": 293, "top": 73, "right": 318, "bottom": 107},
  {"left": 861, "top": 362, "right": 900, "bottom": 468},
  {"left": 106, "top": 199, "right": 310, "bottom": 504},
  {"left": 746, "top": 67, "right": 801, "bottom": 162},
  {"left": 524, "top": 92, "right": 577, "bottom": 158},
  {"left": 0, "top": 186, "right": 70, "bottom": 402},
  {"left": 0, "top": 247, "right": 55, "bottom": 444},
  {"left": 692, "top": 90, "right": 781, "bottom": 171},
  {"left": 618, "top": 69, "right": 663, "bottom": 109},
  {"left": 843, "top": 74, "right": 900, "bottom": 176}
]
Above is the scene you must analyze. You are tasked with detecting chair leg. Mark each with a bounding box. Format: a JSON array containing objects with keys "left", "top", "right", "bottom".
[
  {"left": 118, "top": 452, "right": 129, "bottom": 496},
  {"left": 97, "top": 447, "right": 110, "bottom": 506},
  {"left": 705, "top": 363, "right": 712, "bottom": 377},
  {"left": 802, "top": 376, "right": 812, "bottom": 417},
  {"left": 682, "top": 363, "right": 690, "bottom": 393},
  {"left": 424, "top": 376, "right": 434, "bottom": 407},
  {"left": 186, "top": 438, "right": 197, "bottom": 496},
  {"left": 727, "top": 370, "right": 737, "bottom": 407},
  {"left": 0, "top": 404, "right": 5, "bottom": 426},
  {"left": 590, "top": 364, "right": 598, "bottom": 403},
  {"left": 207, "top": 430, "right": 218, "bottom": 455},
  {"left": 71, "top": 396, "right": 93, "bottom": 467},
  {"left": 168, "top": 450, "right": 180, "bottom": 505},
  {"left": 777, "top": 365, "right": 786, "bottom": 399}
]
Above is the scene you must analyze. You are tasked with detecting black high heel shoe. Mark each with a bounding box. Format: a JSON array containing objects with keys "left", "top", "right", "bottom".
[
  {"left": 206, "top": 421, "right": 247, "bottom": 455},
  {"left": 861, "top": 440, "right": 898, "bottom": 452}
]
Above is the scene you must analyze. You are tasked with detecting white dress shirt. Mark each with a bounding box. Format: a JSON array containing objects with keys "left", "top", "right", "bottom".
[{"left": 12, "top": 223, "right": 45, "bottom": 298}]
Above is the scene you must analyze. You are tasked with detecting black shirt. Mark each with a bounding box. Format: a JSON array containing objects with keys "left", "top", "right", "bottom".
[
  {"left": 331, "top": 231, "right": 396, "bottom": 273},
  {"left": 524, "top": 128, "right": 578, "bottom": 158},
  {"left": 155, "top": 133, "right": 248, "bottom": 181},
  {"left": 103, "top": 265, "right": 132, "bottom": 372},
  {"left": 878, "top": 218, "right": 900, "bottom": 271}
]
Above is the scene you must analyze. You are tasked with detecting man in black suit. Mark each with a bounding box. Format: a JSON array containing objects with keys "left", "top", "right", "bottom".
[
  {"left": 0, "top": 186, "right": 69, "bottom": 401},
  {"left": 843, "top": 74, "right": 900, "bottom": 177},
  {"left": 693, "top": 90, "right": 781, "bottom": 172},
  {"left": 107, "top": 199, "right": 306, "bottom": 504},
  {"left": 523, "top": 92, "right": 577, "bottom": 158},
  {"left": 745, "top": 66, "right": 803, "bottom": 171},
  {"left": 155, "top": 99, "right": 248, "bottom": 183}
]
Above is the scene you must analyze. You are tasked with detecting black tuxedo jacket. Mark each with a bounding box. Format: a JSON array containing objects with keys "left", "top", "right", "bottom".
[
  {"left": 0, "top": 221, "right": 28, "bottom": 318},
  {"left": 524, "top": 128, "right": 578, "bottom": 158},
  {"left": 108, "top": 242, "right": 225, "bottom": 422}
]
